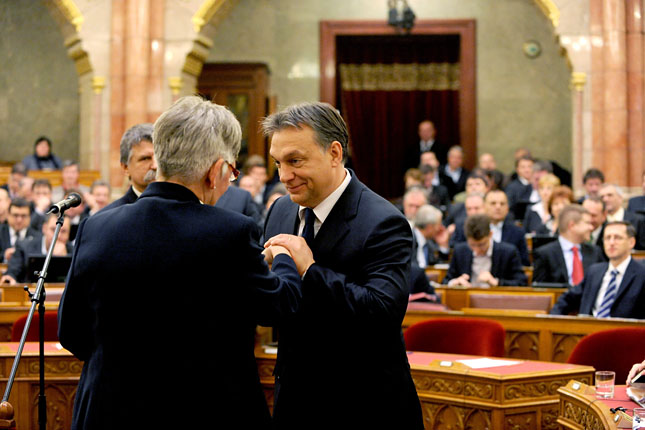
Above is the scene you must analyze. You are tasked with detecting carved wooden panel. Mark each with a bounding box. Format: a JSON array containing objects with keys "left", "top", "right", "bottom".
[
  {"left": 421, "top": 402, "right": 492, "bottom": 430},
  {"left": 551, "top": 333, "right": 584, "bottom": 362},
  {"left": 506, "top": 330, "right": 540, "bottom": 360},
  {"left": 561, "top": 398, "right": 605, "bottom": 430},
  {"left": 541, "top": 406, "right": 559, "bottom": 430},
  {"left": 505, "top": 411, "right": 536, "bottom": 430},
  {"left": 29, "top": 383, "right": 77, "bottom": 430}
]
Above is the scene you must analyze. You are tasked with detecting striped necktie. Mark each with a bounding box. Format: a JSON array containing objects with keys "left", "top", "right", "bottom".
[{"left": 596, "top": 269, "right": 619, "bottom": 318}]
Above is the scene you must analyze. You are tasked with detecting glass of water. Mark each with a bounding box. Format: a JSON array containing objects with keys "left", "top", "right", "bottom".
[
  {"left": 595, "top": 370, "right": 615, "bottom": 399},
  {"left": 633, "top": 408, "right": 645, "bottom": 429}
]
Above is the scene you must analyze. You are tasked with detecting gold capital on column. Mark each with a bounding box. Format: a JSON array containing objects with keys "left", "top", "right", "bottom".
[
  {"left": 533, "top": 0, "right": 560, "bottom": 28},
  {"left": 52, "top": 0, "right": 84, "bottom": 32},
  {"left": 168, "top": 77, "right": 183, "bottom": 95},
  {"left": 92, "top": 76, "right": 106, "bottom": 95},
  {"left": 571, "top": 72, "right": 587, "bottom": 92}
]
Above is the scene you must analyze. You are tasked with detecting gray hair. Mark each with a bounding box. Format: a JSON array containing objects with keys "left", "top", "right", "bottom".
[
  {"left": 90, "top": 179, "right": 111, "bottom": 193},
  {"left": 262, "top": 102, "right": 349, "bottom": 163},
  {"left": 120, "top": 123, "right": 154, "bottom": 165},
  {"left": 601, "top": 183, "right": 624, "bottom": 198},
  {"left": 153, "top": 96, "right": 241, "bottom": 184},
  {"left": 403, "top": 185, "right": 428, "bottom": 203},
  {"left": 533, "top": 159, "right": 553, "bottom": 173},
  {"left": 414, "top": 204, "right": 442, "bottom": 229}
]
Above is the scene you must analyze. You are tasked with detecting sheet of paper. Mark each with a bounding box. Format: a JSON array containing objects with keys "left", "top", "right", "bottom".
[{"left": 457, "top": 358, "right": 521, "bottom": 369}]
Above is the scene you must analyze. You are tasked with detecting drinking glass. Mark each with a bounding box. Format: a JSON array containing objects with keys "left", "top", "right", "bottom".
[{"left": 594, "top": 370, "right": 615, "bottom": 399}]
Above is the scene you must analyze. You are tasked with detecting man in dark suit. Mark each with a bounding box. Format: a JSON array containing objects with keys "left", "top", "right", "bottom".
[
  {"left": 58, "top": 96, "right": 305, "bottom": 429},
  {"left": 443, "top": 214, "right": 527, "bottom": 286},
  {"left": 1, "top": 214, "right": 71, "bottom": 284},
  {"left": 216, "top": 184, "right": 264, "bottom": 229},
  {"left": 103, "top": 123, "right": 157, "bottom": 211},
  {"left": 505, "top": 155, "right": 534, "bottom": 219},
  {"left": 405, "top": 119, "right": 448, "bottom": 168},
  {"left": 439, "top": 145, "right": 469, "bottom": 199},
  {"left": 420, "top": 164, "right": 451, "bottom": 212},
  {"left": 0, "top": 198, "right": 40, "bottom": 263},
  {"left": 577, "top": 168, "right": 605, "bottom": 204},
  {"left": 582, "top": 196, "right": 607, "bottom": 256},
  {"left": 484, "top": 189, "right": 530, "bottom": 266},
  {"left": 262, "top": 102, "right": 423, "bottom": 429},
  {"left": 412, "top": 204, "right": 450, "bottom": 268},
  {"left": 599, "top": 183, "right": 645, "bottom": 250},
  {"left": 550, "top": 221, "right": 645, "bottom": 318},
  {"left": 533, "top": 204, "right": 604, "bottom": 285}
]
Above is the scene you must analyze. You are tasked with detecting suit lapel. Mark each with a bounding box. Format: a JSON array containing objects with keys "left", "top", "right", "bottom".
[
  {"left": 554, "top": 244, "right": 569, "bottom": 283},
  {"left": 311, "top": 174, "right": 360, "bottom": 257},
  {"left": 580, "top": 263, "right": 608, "bottom": 314},
  {"left": 491, "top": 243, "right": 502, "bottom": 279},
  {"left": 613, "top": 259, "right": 637, "bottom": 304}
]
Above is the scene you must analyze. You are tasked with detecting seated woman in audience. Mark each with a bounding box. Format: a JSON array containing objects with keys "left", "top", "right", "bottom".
[
  {"left": 523, "top": 173, "right": 560, "bottom": 234},
  {"left": 21, "top": 136, "right": 63, "bottom": 171},
  {"left": 545, "top": 185, "right": 575, "bottom": 235}
]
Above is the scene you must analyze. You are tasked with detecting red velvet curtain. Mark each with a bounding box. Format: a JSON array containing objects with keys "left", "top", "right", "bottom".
[{"left": 337, "top": 35, "right": 461, "bottom": 200}]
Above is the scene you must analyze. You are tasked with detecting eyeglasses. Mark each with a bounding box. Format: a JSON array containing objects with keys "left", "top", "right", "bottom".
[{"left": 226, "top": 161, "right": 240, "bottom": 183}]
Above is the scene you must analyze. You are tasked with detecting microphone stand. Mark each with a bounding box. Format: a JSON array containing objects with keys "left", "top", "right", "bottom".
[{"left": 0, "top": 211, "right": 67, "bottom": 430}]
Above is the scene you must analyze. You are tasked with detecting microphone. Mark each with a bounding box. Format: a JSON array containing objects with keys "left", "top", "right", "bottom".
[{"left": 47, "top": 192, "right": 82, "bottom": 214}]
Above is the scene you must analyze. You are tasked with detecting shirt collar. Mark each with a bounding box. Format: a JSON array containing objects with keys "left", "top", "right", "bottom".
[
  {"left": 609, "top": 255, "right": 631, "bottom": 274},
  {"left": 558, "top": 235, "right": 578, "bottom": 253},
  {"left": 299, "top": 169, "right": 351, "bottom": 225}
]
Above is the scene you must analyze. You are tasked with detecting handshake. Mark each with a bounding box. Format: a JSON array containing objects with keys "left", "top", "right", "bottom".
[{"left": 263, "top": 234, "right": 315, "bottom": 276}]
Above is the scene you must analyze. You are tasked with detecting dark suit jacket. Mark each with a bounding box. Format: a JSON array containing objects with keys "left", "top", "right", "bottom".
[
  {"left": 439, "top": 166, "right": 469, "bottom": 199},
  {"left": 550, "top": 258, "right": 645, "bottom": 318},
  {"left": 102, "top": 186, "right": 138, "bottom": 212},
  {"left": 628, "top": 195, "right": 645, "bottom": 215},
  {"left": 623, "top": 210, "right": 645, "bottom": 250},
  {"left": 428, "top": 183, "right": 451, "bottom": 212},
  {"left": 216, "top": 185, "right": 264, "bottom": 229},
  {"left": 405, "top": 139, "right": 448, "bottom": 168},
  {"left": 505, "top": 179, "right": 533, "bottom": 219},
  {"left": 523, "top": 209, "right": 551, "bottom": 235},
  {"left": 4, "top": 235, "right": 71, "bottom": 282},
  {"left": 263, "top": 173, "right": 423, "bottom": 429},
  {"left": 58, "top": 182, "right": 303, "bottom": 429},
  {"left": 451, "top": 220, "right": 530, "bottom": 266},
  {"left": 443, "top": 241, "right": 528, "bottom": 286},
  {"left": 0, "top": 224, "right": 41, "bottom": 263},
  {"left": 532, "top": 239, "right": 604, "bottom": 285}
]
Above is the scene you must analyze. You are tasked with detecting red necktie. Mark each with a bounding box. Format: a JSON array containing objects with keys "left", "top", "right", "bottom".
[{"left": 571, "top": 246, "right": 583, "bottom": 285}]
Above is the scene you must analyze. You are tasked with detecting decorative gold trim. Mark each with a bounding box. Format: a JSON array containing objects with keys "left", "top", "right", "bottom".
[
  {"left": 92, "top": 76, "right": 106, "bottom": 95},
  {"left": 182, "top": 36, "right": 213, "bottom": 77},
  {"left": 67, "top": 43, "right": 92, "bottom": 76},
  {"left": 51, "top": 0, "right": 84, "bottom": 32},
  {"left": 339, "top": 63, "right": 460, "bottom": 91},
  {"left": 534, "top": 0, "right": 560, "bottom": 28},
  {"left": 168, "top": 77, "right": 183, "bottom": 95},
  {"left": 193, "top": 0, "right": 229, "bottom": 33},
  {"left": 571, "top": 72, "right": 587, "bottom": 92}
]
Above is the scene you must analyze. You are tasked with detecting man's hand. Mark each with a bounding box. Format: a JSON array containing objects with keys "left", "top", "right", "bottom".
[
  {"left": 434, "top": 224, "right": 451, "bottom": 249},
  {"left": 627, "top": 359, "right": 645, "bottom": 385},
  {"left": 264, "top": 234, "right": 315, "bottom": 276},
  {"left": 0, "top": 275, "right": 16, "bottom": 285},
  {"left": 3, "top": 247, "right": 15, "bottom": 263},
  {"left": 448, "top": 273, "right": 471, "bottom": 287},
  {"left": 262, "top": 245, "right": 291, "bottom": 265},
  {"left": 477, "top": 271, "right": 499, "bottom": 287}
]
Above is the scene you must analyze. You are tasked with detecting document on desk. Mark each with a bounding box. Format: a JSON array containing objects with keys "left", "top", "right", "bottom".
[
  {"left": 627, "top": 387, "right": 645, "bottom": 407},
  {"left": 457, "top": 358, "right": 522, "bottom": 369}
]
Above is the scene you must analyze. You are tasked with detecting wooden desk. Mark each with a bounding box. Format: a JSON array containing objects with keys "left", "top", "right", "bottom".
[
  {"left": 403, "top": 309, "right": 645, "bottom": 363},
  {"left": 256, "top": 347, "right": 594, "bottom": 430},
  {"left": 0, "top": 342, "right": 80, "bottom": 429},
  {"left": 434, "top": 285, "right": 567, "bottom": 312},
  {"left": 558, "top": 381, "right": 638, "bottom": 429}
]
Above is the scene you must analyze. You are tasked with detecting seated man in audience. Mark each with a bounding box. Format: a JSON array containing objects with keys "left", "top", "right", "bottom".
[
  {"left": 401, "top": 185, "right": 428, "bottom": 226},
  {"left": 242, "top": 154, "right": 273, "bottom": 206},
  {"left": 478, "top": 153, "right": 505, "bottom": 190},
  {"left": 577, "top": 168, "right": 605, "bottom": 204},
  {"left": 419, "top": 164, "right": 450, "bottom": 213},
  {"left": 52, "top": 160, "right": 89, "bottom": 202},
  {"left": 505, "top": 155, "right": 534, "bottom": 219},
  {"left": 104, "top": 123, "right": 157, "bottom": 210},
  {"left": 451, "top": 190, "right": 530, "bottom": 266},
  {"left": 1, "top": 214, "right": 72, "bottom": 284},
  {"left": 443, "top": 214, "right": 527, "bottom": 287},
  {"left": 451, "top": 169, "right": 491, "bottom": 204},
  {"left": 84, "top": 180, "right": 111, "bottom": 216},
  {"left": 582, "top": 196, "right": 607, "bottom": 253},
  {"left": 62, "top": 189, "right": 88, "bottom": 243},
  {"left": 446, "top": 192, "right": 486, "bottom": 246},
  {"left": 533, "top": 204, "right": 604, "bottom": 286},
  {"left": 0, "top": 198, "right": 41, "bottom": 263},
  {"left": 29, "top": 179, "right": 53, "bottom": 231},
  {"left": 550, "top": 221, "right": 645, "bottom": 318},
  {"left": 412, "top": 204, "right": 450, "bottom": 268},
  {"left": 599, "top": 183, "right": 645, "bottom": 250},
  {"left": 439, "top": 145, "right": 469, "bottom": 199},
  {"left": 215, "top": 181, "right": 264, "bottom": 231},
  {"left": 627, "top": 170, "right": 645, "bottom": 215},
  {"left": 235, "top": 175, "right": 265, "bottom": 218},
  {"left": 1, "top": 163, "right": 27, "bottom": 200}
]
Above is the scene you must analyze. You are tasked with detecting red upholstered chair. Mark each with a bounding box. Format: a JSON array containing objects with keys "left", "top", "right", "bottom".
[
  {"left": 404, "top": 318, "right": 505, "bottom": 357},
  {"left": 11, "top": 311, "right": 59, "bottom": 342},
  {"left": 567, "top": 328, "right": 645, "bottom": 383}
]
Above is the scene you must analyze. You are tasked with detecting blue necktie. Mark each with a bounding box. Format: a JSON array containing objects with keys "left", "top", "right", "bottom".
[
  {"left": 596, "top": 269, "right": 619, "bottom": 318},
  {"left": 301, "top": 208, "right": 316, "bottom": 246}
]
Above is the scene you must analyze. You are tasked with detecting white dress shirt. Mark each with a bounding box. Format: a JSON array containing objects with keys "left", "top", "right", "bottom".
[{"left": 297, "top": 169, "right": 351, "bottom": 238}]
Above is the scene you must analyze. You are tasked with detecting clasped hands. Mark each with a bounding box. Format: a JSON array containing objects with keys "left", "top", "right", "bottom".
[
  {"left": 263, "top": 234, "right": 315, "bottom": 276},
  {"left": 448, "top": 271, "right": 499, "bottom": 287}
]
